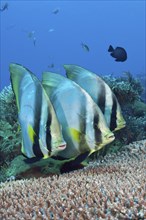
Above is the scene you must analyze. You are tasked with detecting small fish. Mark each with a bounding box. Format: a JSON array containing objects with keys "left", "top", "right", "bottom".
[
  {"left": 48, "top": 63, "right": 54, "bottom": 68},
  {"left": 9, "top": 63, "right": 66, "bottom": 163},
  {"left": 28, "top": 30, "right": 35, "bottom": 38},
  {"left": 33, "top": 37, "right": 36, "bottom": 46},
  {"left": 0, "top": 2, "right": 8, "bottom": 11},
  {"left": 81, "top": 42, "right": 90, "bottom": 52},
  {"left": 108, "top": 45, "right": 127, "bottom": 62},
  {"left": 27, "top": 31, "right": 36, "bottom": 46},
  {"left": 52, "top": 8, "right": 60, "bottom": 14},
  {"left": 42, "top": 72, "right": 115, "bottom": 160},
  {"left": 64, "top": 64, "right": 126, "bottom": 132}
]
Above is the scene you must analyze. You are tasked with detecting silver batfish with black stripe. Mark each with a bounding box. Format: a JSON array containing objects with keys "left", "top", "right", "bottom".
[
  {"left": 42, "top": 72, "right": 115, "bottom": 159},
  {"left": 65, "top": 65, "right": 126, "bottom": 132},
  {"left": 9, "top": 63, "right": 66, "bottom": 163}
]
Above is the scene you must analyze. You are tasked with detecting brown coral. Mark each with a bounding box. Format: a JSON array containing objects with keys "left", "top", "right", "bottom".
[{"left": 0, "top": 140, "right": 146, "bottom": 220}]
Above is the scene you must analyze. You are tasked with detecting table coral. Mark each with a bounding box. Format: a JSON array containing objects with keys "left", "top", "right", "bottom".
[{"left": 0, "top": 140, "right": 145, "bottom": 220}]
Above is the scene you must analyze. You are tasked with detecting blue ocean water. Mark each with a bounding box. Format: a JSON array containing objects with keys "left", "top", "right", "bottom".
[{"left": 0, "top": 0, "right": 145, "bottom": 91}]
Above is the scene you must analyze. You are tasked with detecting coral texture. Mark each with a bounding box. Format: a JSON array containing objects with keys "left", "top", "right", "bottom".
[
  {"left": 102, "top": 72, "right": 144, "bottom": 104},
  {"left": 0, "top": 140, "right": 146, "bottom": 220},
  {"left": 0, "top": 73, "right": 146, "bottom": 177},
  {"left": 0, "top": 85, "right": 21, "bottom": 164}
]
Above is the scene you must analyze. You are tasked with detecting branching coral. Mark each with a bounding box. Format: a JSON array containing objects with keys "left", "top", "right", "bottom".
[
  {"left": 0, "top": 85, "right": 21, "bottom": 167},
  {"left": 98, "top": 72, "right": 146, "bottom": 154},
  {"left": 0, "top": 140, "right": 146, "bottom": 220},
  {"left": 102, "top": 72, "right": 144, "bottom": 104}
]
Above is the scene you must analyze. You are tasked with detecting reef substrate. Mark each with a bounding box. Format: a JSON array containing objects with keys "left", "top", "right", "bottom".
[{"left": 0, "top": 140, "right": 146, "bottom": 220}]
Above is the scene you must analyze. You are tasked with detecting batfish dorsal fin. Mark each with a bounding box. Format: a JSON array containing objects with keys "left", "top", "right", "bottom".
[
  {"left": 9, "top": 63, "right": 27, "bottom": 110},
  {"left": 42, "top": 71, "right": 66, "bottom": 95},
  {"left": 64, "top": 64, "right": 91, "bottom": 81},
  {"left": 9, "top": 63, "right": 36, "bottom": 111}
]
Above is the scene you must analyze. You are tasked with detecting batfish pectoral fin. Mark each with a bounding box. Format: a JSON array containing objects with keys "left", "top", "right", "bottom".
[
  {"left": 28, "top": 124, "right": 36, "bottom": 143},
  {"left": 67, "top": 127, "right": 84, "bottom": 143},
  {"left": 21, "top": 141, "right": 26, "bottom": 155},
  {"left": 88, "top": 149, "right": 96, "bottom": 156},
  {"left": 43, "top": 154, "right": 49, "bottom": 159}
]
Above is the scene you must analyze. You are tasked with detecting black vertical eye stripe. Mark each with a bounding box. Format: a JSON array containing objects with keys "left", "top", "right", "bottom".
[
  {"left": 32, "top": 85, "right": 44, "bottom": 158},
  {"left": 110, "top": 94, "right": 117, "bottom": 131}
]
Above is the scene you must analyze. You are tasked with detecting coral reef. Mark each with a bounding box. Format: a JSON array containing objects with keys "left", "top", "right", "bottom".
[
  {"left": 0, "top": 72, "right": 146, "bottom": 181},
  {"left": 0, "top": 140, "right": 146, "bottom": 220},
  {"left": 0, "top": 85, "right": 21, "bottom": 165},
  {"left": 102, "top": 71, "right": 144, "bottom": 104},
  {"left": 98, "top": 72, "right": 146, "bottom": 155}
]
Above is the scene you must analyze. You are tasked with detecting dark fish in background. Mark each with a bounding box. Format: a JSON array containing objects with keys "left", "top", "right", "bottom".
[
  {"left": 52, "top": 8, "right": 60, "bottom": 14},
  {"left": 0, "top": 2, "right": 8, "bottom": 11},
  {"left": 108, "top": 45, "right": 127, "bottom": 62},
  {"left": 81, "top": 42, "right": 90, "bottom": 52}
]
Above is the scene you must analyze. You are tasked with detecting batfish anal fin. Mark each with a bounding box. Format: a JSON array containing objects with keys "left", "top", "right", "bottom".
[{"left": 60, "top": 151, "right": 89, "bottom": 173}]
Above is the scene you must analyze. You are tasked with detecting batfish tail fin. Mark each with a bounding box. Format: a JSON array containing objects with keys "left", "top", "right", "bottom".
[{"left": 108, "top": 45, "right": 114, "bottom": 52}]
